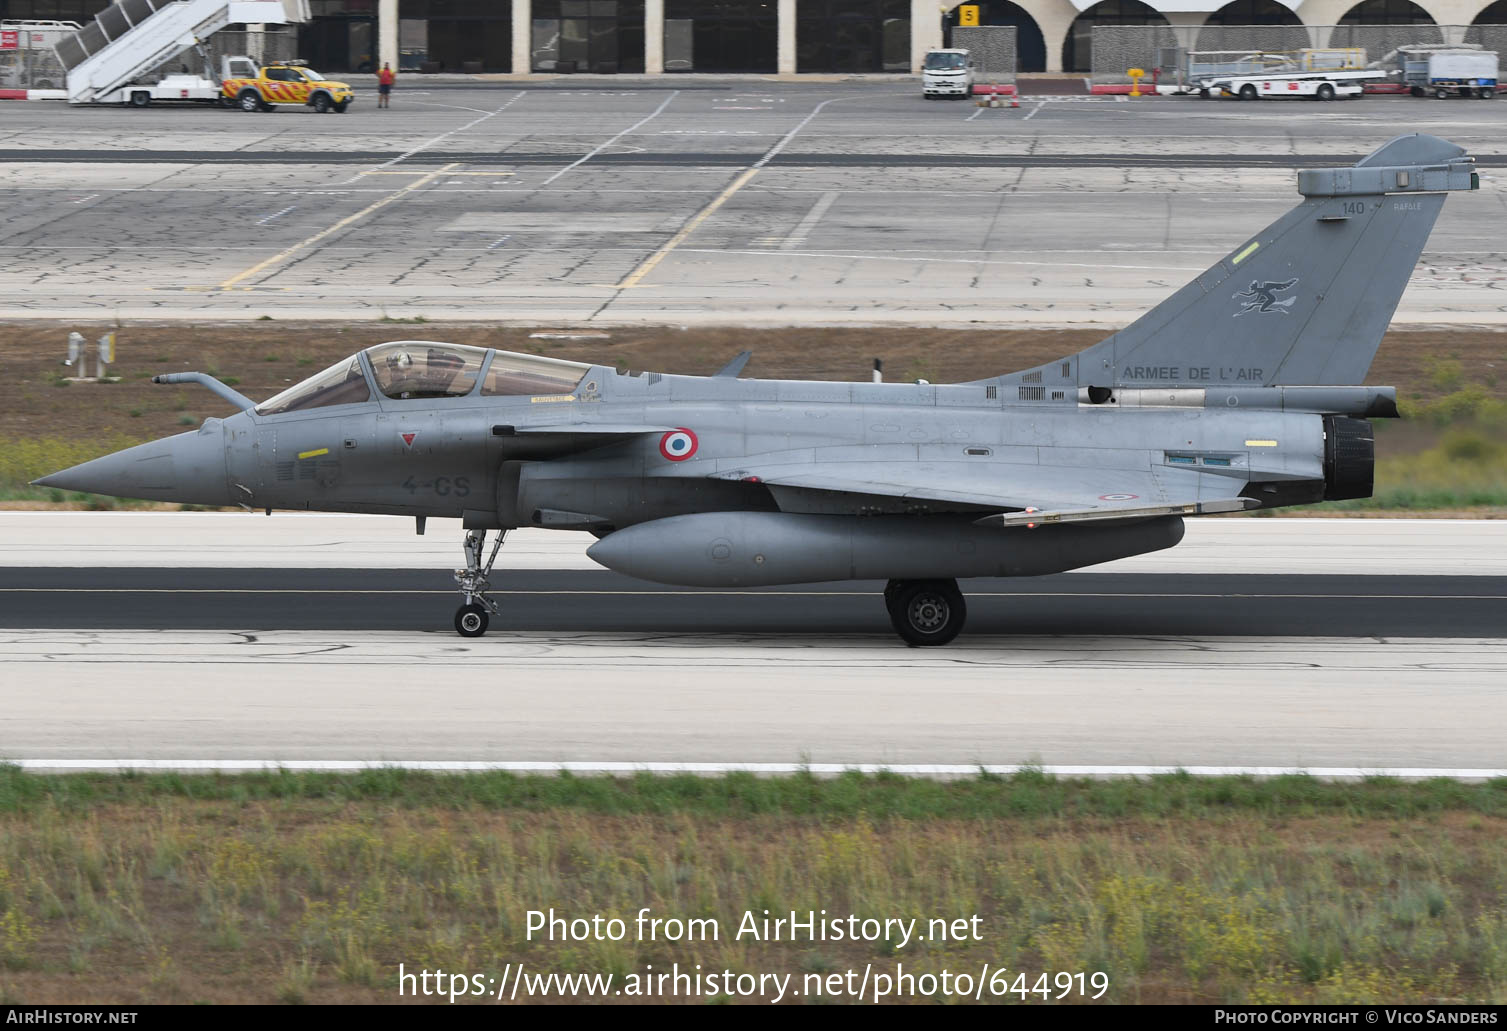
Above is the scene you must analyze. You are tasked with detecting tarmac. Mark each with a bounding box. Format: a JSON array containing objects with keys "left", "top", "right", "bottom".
[
  {"left": 2, "top": 514, "right": 1503, "bottom": 774},
  {"left": 0, "top": 84, "right": 1502, "bottom": 325}
]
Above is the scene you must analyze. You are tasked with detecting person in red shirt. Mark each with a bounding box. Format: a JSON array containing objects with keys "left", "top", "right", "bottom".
[{"left": 377, "top": 63, "right": 395, "bottom": 109}]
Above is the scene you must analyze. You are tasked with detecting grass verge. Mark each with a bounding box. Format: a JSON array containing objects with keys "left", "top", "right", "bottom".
[{"left": 1, "top": 767, "right": 1506, "bottom": 1005}]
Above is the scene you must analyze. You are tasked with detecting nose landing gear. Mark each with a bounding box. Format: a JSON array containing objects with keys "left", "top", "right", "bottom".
[
  {"left": 883, "top": 578, "right": 967, "bottom": 646},
  {"left": 453, "top": 528, "right": 506, "bottom": 637}
]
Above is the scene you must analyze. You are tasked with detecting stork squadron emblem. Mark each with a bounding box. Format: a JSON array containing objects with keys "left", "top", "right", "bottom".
[{"left": 1233, "top": 278, "right": 1299, "bottom": 316}]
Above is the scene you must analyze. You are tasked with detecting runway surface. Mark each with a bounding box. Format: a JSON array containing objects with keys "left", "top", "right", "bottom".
[
  {"left": 0, "top": 86, "right": 1502, "bottom": 324},
  {"left": 1, "top": 514, "right": 1503, "bottom": 772},
  {"left": 2, "top": 568, "right": 1504, "bottom": 637},
  {"left": 2, "top": 513, "right": 1503, "bottom": 634},
  {"left": 3, "top": 629, "right": 1504, "bottom": 770}
]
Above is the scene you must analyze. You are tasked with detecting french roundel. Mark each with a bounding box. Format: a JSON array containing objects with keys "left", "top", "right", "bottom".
[{"left": 659, "top": 428, "right": 698, "bottom": 462}]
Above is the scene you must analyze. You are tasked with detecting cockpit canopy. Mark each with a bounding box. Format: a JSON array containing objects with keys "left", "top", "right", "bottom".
[{"left": 255, "top": 342, "right": 592, "bottom": 416}]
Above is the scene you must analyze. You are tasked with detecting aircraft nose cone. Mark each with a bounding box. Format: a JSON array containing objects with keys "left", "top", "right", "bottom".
[{"left": 32, "top": 421, "right": 231, "bottom": 506}]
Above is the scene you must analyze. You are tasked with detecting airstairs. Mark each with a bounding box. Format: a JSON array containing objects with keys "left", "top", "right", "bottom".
[{"left": 55, "top": 0, "right": 306, "bottom": 103}]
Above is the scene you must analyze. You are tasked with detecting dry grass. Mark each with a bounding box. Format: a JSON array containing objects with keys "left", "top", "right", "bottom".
[
  {"left": 2, "top": 322, "right": 1503, "bottom": 511},
  {"left": 1, "top": 322, "right": 1502, "bottom": 445},
  {"left": 2, "top": 770, "right": 1507, "bottom": 1004}
]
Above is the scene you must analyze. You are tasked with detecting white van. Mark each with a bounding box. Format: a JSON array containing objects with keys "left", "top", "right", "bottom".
[{"left": 923, "top": 48, "right": 975, "bottom": 99}]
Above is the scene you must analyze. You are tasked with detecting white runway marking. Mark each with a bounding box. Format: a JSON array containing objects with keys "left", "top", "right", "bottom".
[
  {"left": 779, "top": 190, "right": 838, "bottom": 249},
  {"left": 540, "top": 90, "right": 681, "bottom": 187},
  {"left": 255, "top": 205, "right": 296, "bottom": 225},
  {"left": 753, "top": 93, "right": 909, "bottom": 169},
  {"left": 219, "top": 164, "right": 458, "bottom": 289},
  {"left": 1024, "top": 101, "right": 1046, "bottom": 121},
  {"left": 611, "top": 92, "right": 905, "bottom": 291},
  {"left": 376, "top": 89, "right": 526, "bottom": 169},
  {"left": 12, "top": 760, "right": 1507, "bottom": 781},
  {"left": 965, "top": 106, "right": 986, "bottom": 122}
]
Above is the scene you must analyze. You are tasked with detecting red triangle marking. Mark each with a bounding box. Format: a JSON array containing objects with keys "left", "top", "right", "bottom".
[{"left": 401, "top": 433, "right": 416, "bottom": 447}]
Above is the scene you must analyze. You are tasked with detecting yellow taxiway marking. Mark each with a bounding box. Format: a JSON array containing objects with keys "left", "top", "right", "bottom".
[
  {"left": 614, "top": 167, "right": 760, "bottom": 289},
  {"left": 218, "top": 162, "right": 459, "bottom": 290}
]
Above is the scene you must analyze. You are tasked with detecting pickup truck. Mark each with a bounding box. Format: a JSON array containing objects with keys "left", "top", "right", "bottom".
[{"left": 222, "top": 60, "right": 354, "bottom": 113}]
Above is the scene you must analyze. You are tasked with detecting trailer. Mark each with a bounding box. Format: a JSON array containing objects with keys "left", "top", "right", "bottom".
[
  {"left": 0, "top": 19, "right": 79, "bottom": 91},
  {"left": 1401, "top": 49, "right": 1498, "bottom": 99},
  {"left": 1198, "top": 68, "right": 1385, "bottom": 101}
]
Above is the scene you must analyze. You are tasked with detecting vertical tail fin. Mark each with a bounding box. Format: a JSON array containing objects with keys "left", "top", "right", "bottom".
[{"left": 1009, "top": 134, "right": 1477, "bottom": 391}]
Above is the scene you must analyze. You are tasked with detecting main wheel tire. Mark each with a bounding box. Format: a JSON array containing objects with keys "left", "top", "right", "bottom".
[
  {"left": 333, "top": 100, "right": 349, "bottom": 112},
  {"left": 1239, "top": 84, "right": 1258, "bottom": 101},
  {"left": 130, "top": 91, "right": 150, "bottom": 108},
  {"left": 238, "top": 89, "right": 262, "bottom": 112},
  {"left": 1480, "top": 87, "right": 1495, "bottom": 99},
  {"left": 1316, "top": 83, "right": 1335, "bottom": 101},
  {"left": 1435, "top": 87, "right": 1450, "bottom": 99},
  {"left": 1410, "top": 85, "right": 1425, "bottom": 97},
  {"left": 454, "top": 603, "right": 489, "bottom": 638},
  {"left": 1198, "top": 87, "right": 1210, "bottom": 99},
  {"left": 312, "top": 92, "right": 331, "bottom": 113},
  {"left": 888, "top": 579, "right": 967, "bottom": 647}
]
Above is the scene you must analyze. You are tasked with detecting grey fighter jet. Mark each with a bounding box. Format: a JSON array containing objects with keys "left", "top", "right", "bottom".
[{"left": 36, "top": 133, "right": 1479, "bottom": 645}]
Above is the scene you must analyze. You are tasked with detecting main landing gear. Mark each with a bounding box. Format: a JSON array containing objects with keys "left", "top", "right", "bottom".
[
  {"left": 453, "top": 528, "right": 505, "bottom": 638},
  {"left": 883, "top": 578, "right": 967, "bottom": 646}
]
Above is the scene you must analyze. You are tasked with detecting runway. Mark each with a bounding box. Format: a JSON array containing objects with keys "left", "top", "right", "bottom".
[
  {"left": 3, "top": 629, "right": 1504, "bottom": 771},
  {"left": 0, "top": 85, "right": 1501, "bottom": 324},
  {"left": 2, "top": 513, "right": 1503, "bottom": 635},
  {"left": 1, "top": 568, "right": 1504, "bottom": 637},
  {"left": 1, "top": 514, "right": 1504, "bottom": 772}
]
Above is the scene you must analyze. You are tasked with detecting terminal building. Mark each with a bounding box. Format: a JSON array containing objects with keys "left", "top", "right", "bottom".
[{"left": 3, "top": 0, "right": 1504, "bottom": 75}]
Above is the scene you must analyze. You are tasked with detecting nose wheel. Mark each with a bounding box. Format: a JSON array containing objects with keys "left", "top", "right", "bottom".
[
  {"left": 453, "top": 528, "right": 505, "bottom": 637},
  {"left": 884, "top": 578, "right": 967, "bottom": 646}
]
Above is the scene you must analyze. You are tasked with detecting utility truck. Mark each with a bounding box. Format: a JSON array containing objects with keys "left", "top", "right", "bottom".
[
  {"left": 222, "top": 58, "right": 353, "bottom": 112},
  {"left": 922, "top": 48, "right": 975, "bottom": 99},
  {"left": 1194, "top": 48, "right": 1386, "bottom": 101},
  {"left": 1401, "top": 48, "right": 1498, "bottom": 98},
  {"left": 92, "top": 51, "right": 251, "bottom": 106}
]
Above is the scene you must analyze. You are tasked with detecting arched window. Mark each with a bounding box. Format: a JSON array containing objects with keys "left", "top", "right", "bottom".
[
  {"left": 945, "top": 1, "right": 1047, "bottom": 73},
  {"left": 1063, "top": 0, "right": 1169, "bottom": 75},
  {"left": 1203, "top": 0, "right": 1303, "bottom": 24},
  {"left": 1465, "top": 0, "right": 1507, "bottom": 50},
  {"left": 1331, "top": 0, "right": 1441, "bottom": 49},
  {"left": 1195, "top": 0, "right": 1308, "bottom": 54},
  {"left": 1337, "top": 0, "right": 1436, "bottom": 23}
]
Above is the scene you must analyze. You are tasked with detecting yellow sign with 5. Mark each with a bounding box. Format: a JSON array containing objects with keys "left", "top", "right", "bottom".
[{"left": 958, "top": 5, "right": 980, "bottom": 27}]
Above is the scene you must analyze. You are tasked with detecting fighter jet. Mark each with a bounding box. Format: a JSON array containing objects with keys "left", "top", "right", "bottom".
[{"left": 35, "top": 133, "right": 1479, "bottom": 645}]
